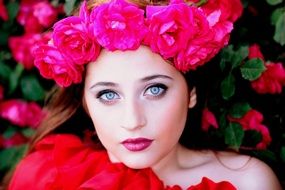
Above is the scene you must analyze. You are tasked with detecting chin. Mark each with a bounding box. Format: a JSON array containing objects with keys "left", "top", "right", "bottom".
[
  {"left": 124, "top": 162, "right": 150, "bottom": 169},
  {"left": 122, "top": 157, "right": 155, "bottom": 169}
]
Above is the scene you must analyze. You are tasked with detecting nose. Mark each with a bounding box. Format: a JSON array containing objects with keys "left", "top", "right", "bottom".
[{"left": 120, "top": 99, "right": 146, "bottom": 130}]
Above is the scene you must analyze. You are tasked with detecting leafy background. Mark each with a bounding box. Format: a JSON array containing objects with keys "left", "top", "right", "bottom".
[{"left": 0, "top": 0, "right": 285, "bottom": 188}]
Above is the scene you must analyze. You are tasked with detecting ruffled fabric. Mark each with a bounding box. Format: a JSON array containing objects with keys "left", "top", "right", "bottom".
[{"left": 9, "top": 134, "right": 236, "bottom": 190}]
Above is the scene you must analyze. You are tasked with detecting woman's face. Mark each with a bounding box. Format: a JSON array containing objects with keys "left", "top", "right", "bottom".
[{"left": 84, "top": 45, "right": 194, "bottom": 169}]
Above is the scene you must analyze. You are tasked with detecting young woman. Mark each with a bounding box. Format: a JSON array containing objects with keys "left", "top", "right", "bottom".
[{"left": 7, "top": 0, "right": 282, "bottom": 189}]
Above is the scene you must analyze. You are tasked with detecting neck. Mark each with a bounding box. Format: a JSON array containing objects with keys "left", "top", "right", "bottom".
[{"left": 152, "top": 143, "right": 183, "bottom": 182}]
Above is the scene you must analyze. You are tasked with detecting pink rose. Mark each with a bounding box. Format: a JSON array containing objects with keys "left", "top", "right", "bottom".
[
  {"left": 229, "top": 109, "right": 271, "bottom": 149},
  {"left": 91, "top": 0, "right": 147, "bottom": 51},
  {"left": 0, "top": 0, "right": 8, "bottom": 21},
  {"left": 145, "top": 2, "right": 194, "bottom": 59},
  {"left": 248, "top": 44, "right": 265, "bottom": 60},
  {"left": 0, "top": 99, "right": 46, "bottom": 128},
  {"left": 17, "top": 0, "right": 58, "bottom": 33},
  {"left": 251, "top": 62, "right": 285, "bottom": 94},
  {"left": 175, "top": 9, "right": 232, "bottom": 71},
  {"left": 8, "top": 32, "right": 51, "bottom": 70},
  {"left": 33, "top": 44, "right": 84, "bottom": 87},
  {"left": 53, "top": 2, "right": 100, "bottom": 64},
  {"left": 200, "top": 0, "right": 243, "bottom": 22},
  {"left": 201, "top": 108, "right": 219, "bottom": 131}
]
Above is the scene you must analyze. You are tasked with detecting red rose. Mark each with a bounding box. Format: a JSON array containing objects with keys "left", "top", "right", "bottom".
[
  {"left": 8, "top": 32, "right": 51, "bottom": 70},
  {"left": 175, "top": 9, "right": 232, "bottom": 71},
  {"left": 34, "top": 44, "right": 84, "bottom": 87},
  {"left": 91, "top": 0, "right": 147, "bottom": 51},
  {"left": 200, "top": 0, "right": 243, "bottom": 22},
  {"left": 0, "top": 0, "right": 8, "bottom": 21},
  {"left": 248, "top": 44, "right": 265, "bottom": 60},
  {"left": 17, "top": 0, "right": 58, "bottom": 33},
  {"left": 255, "top": 126, "right": 272, "bottom": 150},
  {"left": 0, "top": 85, "right": 4, "bottom": 101},
  {"left": 229, "top": 109, "right": 271, "bottom": 149},
  {"left": 251, "top": 62, "right": 285, "bottom": 94},
  {"left": 0, "top": 99, "right": 46, "bottom": 128},
  {"left": 3, "top": 133, "right": 28, "bottom": 148},
  {"left": 53, "top": 3, "right": 100, "bottom": 64},
  {"left": 201, "top": 108, "right": 219, "bottom": 131}
]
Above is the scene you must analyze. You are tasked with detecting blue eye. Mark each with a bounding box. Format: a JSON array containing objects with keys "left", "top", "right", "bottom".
[
  {"left": 145, "top": 84, "right": 167, "bottom": 97},
  {"left": 97, "top": 90, "right": 119, "bottom": 103}
]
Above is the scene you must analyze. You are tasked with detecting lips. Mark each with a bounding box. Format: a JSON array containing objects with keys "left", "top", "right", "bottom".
[{"left": 121, "top": 138, "right": 153, "bottom": 152}]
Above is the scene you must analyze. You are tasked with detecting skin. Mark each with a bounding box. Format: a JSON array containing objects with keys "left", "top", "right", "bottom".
[
  {"left": 84, "top": 45, "right": 195, "bottom": 169},
  {"left": 83, "top": 45, "right": 282, "bottom": 189}
]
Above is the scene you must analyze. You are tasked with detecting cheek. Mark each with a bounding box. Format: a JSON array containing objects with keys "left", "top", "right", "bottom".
[
  {"left": 149, "top": 96, "right": 188, "bottom": 137},
  {"left": 84, "top": 98, "right": 119, "bottom": 143}
]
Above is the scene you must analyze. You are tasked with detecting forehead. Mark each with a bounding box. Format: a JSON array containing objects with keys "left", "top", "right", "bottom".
[{"left": 85, "top": 45, "right": 180, "bottom": 82}]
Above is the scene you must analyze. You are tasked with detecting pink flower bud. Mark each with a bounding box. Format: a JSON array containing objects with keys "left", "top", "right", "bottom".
[{"left": 201, "top": 108, "right": 219, "bottom": 131}]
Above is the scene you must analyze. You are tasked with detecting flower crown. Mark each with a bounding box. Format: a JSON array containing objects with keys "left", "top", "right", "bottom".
[{"left": 33, "top": 0, "right": 234, "bottom": 87}]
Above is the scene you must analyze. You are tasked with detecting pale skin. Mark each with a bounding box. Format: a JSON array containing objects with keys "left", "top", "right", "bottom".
[{"left": 83, "top": 45, "right": 282, "bottom": 190}]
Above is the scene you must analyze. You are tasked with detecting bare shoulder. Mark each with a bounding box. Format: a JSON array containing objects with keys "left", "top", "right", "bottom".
[{"left": 215, "top": 151, "right": 282, "bottom": 190}]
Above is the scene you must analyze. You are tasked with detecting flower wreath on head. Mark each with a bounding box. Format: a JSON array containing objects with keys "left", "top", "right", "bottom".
[{"left": 33, "top": 0, "right": 234, "bottom": 87}]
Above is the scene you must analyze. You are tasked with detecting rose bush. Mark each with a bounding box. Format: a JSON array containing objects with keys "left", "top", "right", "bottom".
[{"left": 0, "top": 0, "right": 284, "bottom": 188}]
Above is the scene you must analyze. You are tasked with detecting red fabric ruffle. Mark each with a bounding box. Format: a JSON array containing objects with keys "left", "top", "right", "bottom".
[{"left": 9, "top": 134, "right": 236, "bottom": 190}]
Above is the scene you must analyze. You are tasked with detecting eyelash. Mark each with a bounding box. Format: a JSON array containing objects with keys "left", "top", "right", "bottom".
[
  {"left": 144, "top": 84, "right": 168, "bottom": 99},
  {"left": 96, "top": 83, "right": 168, "bottom": 104},
  {"left": 96, "top": 90, "right": 119, "bottom": 104}
]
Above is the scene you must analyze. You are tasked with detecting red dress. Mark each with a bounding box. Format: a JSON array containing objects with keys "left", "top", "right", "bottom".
[{"left": 8, "top": 134, "right": 236, "bottom": 190}]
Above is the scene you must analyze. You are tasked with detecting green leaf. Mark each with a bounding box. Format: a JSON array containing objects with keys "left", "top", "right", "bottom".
[
  {"left": 273, "top": 12, "right": 285, "bottom": 46},
  {"left": 6, "top": 2, "right": 19, "bottom": 21},
  {"left": 0, "top": 144, "right": 28, "bottom": 171},
  {"left": 195, "top": 0, "right": 208, "bottom": 6},
  {"left": 2, "top": 126, "right": 17, "bottom": 139},
  {"left": 229, "top": 102, "right": 251, "bottom": 118},
  {"left": 21, "top": 128, "right": 36, "bottom": 138},
  {"left": 271, "top": 8, "right": 285, "bottom": 25},
  {"left": 220, "top": 59, "right": 226, "bottom": 72},
  {"left": 240, "top": 58, "right": 266, "bottom": 81},
  {"left": 266, "top": 0, "right": 283, "bottom": 5},
  {"left": 231, "top": 46, "right": 249, "bottom": 70},
  {"left": 218, "top": 112, "right": 228, "bottom": 130},
  {"left": 9, "top": 64, "right": 24, "bottom": 94},
  {"left": 220, "top": 45, "right": 248, "bottom": 71},
  {"left": 221, "top": 74, "right": 235, "bottom": 100},
  {"left": 0, "top": 31, "right": 9, "bottom": 46},
  {"left": 0, "top": 61, "right": 12, "bottom": 81},
  {"left": 20, "top": 75, "right": 46, "bottom": 101},
  {"left": 225, "top": 123, "right": 244, "bottom": 149},
  {"left": 64, "top": 0, "right": 77, "bottom": 15},
  {"left": 221, "top": 45, "right": 234, "bottom": 62},
  {"left": 281, "top": 147, "right": 285, "bottom": 162}
]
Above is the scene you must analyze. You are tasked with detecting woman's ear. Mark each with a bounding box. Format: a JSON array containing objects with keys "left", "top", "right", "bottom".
[{"left": 188, "top": 87, "right": 197, "bottom": 109}]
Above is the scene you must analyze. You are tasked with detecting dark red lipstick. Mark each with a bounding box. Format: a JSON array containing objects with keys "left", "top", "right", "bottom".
[{"left": 122, "top": 138, "right": 153, "bottom": 151}]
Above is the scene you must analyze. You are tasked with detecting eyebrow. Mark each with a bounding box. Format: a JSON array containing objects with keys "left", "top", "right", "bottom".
[{"left": 89, "top": 74, "right": 173, "bottom": 90}]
